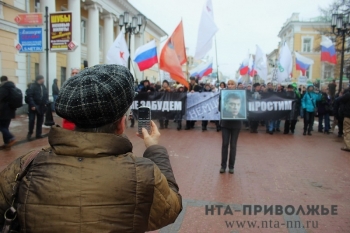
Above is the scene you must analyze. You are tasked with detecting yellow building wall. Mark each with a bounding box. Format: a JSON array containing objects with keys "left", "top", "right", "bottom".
[
  {"left": 292, "top": 31, "right": 322, "bottom": 82},
  {"left": 29, "top": 53, "right": 40, "bottom": 82},
  {"left": 0, "top": 30, "right": 18, "bottom": 83}
]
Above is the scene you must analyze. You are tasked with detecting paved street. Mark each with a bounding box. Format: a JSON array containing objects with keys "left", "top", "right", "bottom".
[{"left": 1, "top": 115, "right": 349, "bottom": 233}]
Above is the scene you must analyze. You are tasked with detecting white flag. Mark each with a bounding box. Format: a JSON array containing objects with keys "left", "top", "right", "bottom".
[
  {"left": 276, "top": 43, "right": 292, "bottom": 83},
  {"left": 194, "top": 0, "right": 219, "bottom": 60},
  {"left": 255, "top": 45, "right": 268, "bottom": 81},
  {"left": 106, "top": 32, "right": 129, "bottom": 67}
]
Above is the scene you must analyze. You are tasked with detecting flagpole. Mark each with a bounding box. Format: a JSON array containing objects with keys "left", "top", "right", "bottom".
[
  {"left": 130, "top": 57, "right": 139, "bottom": 83},
  {"left": 215, "top": 35, "right": 219, "bottom": 83}
]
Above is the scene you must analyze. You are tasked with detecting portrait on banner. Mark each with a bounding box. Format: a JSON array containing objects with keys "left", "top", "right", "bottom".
[{"left": 220, "top": 90, "right": 247, "bottom": 120}]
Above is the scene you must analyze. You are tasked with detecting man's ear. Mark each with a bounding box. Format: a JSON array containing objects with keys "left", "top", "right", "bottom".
[{"left": 115, "top": 115, "right": 126, "bottom": 135}]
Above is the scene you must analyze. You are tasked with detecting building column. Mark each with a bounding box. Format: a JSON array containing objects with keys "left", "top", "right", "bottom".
[
  {"left": 40, "top": 0, "right": 56, "bottom": 97},
  {"left": 67, "top": 0, "right": 81, "bottom": 79},
  {"left": 84, "top": 3, "right": 102, "bottom": 67},
  {"left": 102, "top": 13, "right": 116, "bottom": 64},
  {"left": 133, "top": 34, "right": 143, "bottom": 81}
]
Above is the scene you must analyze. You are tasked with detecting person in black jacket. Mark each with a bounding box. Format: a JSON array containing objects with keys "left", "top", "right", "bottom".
[
  {"left": 219, "top": 80, "right": 241, "bottom": 174},
  {"left": 140, "top": 80, "right": 155, "bottom": 93},
  {"left": 52, "top": 79, "right": 59, "bottom": 112},
  {"left": 338, "top": 89, "right": 350, "bottom": 151},
  {"left": 27, "top": 75, "right": 48, "bottom": 140},
  {"left": 283, "top": 85, "right": 300, "bottom": 134},
  {"left": 0, "top": 76, "right": 16, "bottom": 150},
  {"left": 185, "top": 77, "right": 202, "bottom": 130}
]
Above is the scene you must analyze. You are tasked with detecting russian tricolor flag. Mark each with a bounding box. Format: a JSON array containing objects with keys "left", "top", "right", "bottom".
[
  {"left": 320, "top": 35, "right": 337, "bottom": 65},
  {"left": 189, "top": 58, "right": 213, "bottom": 79},
  {"left": 239, "top": 58, "right": 249, "bottom": 75},
  {"left": 295, "top": 52, "right": 314, "bottom": 76},
  {"left": 133, "top": 40, "right": 158, "bottom": 71}
]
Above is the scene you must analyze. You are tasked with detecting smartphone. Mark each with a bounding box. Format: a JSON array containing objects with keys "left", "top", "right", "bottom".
[{"left": 138, "top": 106, "right": 151, "bottom": 135}]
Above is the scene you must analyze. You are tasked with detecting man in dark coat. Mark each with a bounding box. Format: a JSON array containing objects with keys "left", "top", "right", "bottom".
[
  {"left": 185, "top": 77, "right": 202, "bottom": 130},
  {"left": 0, "top": 76, "right": 17, "bottom": 150},
  {"left": 283, "top": 84, "right": 300, "bottom": 134},
  {"left": 27, "top": 75, "right": 48, "bottom": 140},
  {"left": 249, "top": 83, "right": 261, "bottom": 133},
  {"left": 140, "top": 80, "right": 155, "bottom": 92}
]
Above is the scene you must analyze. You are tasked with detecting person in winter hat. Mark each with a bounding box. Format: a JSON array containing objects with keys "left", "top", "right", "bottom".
[
  {"left": 301, "top": 84, "right": 322, "bottom": 135},
  {"left": 0, "top": 64, "right": 182, "bottom": 233}
]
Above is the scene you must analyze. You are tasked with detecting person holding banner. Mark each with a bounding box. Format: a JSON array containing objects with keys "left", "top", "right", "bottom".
[
  {"left": 185, "top": 77, "right": 202, "bottom": 130},
  {"left": 219, "top": 80, "right": 241, "bottom": 174},
  {"left": 159, "top": 80, "right": 171, "bottom": 129},
  {"left": 301, "top": 84, "right": 322, "bottom": 136}
]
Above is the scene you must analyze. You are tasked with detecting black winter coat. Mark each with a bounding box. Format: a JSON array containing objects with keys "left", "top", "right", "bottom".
[
  {"left": 285, "top": 91, "right": 300, "bottom": 120},
  {"left": 27, "top": 82, "right": 48, "bottom": 115},
  {"left": 338, "top": 92, "right": 350, "bottom": 118},
  {"left": 0, "top": 81, "right": 16, "bottom": 120}
]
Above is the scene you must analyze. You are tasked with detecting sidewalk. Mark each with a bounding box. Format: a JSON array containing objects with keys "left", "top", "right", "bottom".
[{"left": 1, "top": 117, "right": 349, "bottom": 232}]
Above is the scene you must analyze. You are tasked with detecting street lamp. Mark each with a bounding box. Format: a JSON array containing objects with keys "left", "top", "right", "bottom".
[
  {"left": 119, "top": 12, "right": 146, "bottom": 70},
  {"left": 331, "top": 12, "right": 350, "bottom": 93}
]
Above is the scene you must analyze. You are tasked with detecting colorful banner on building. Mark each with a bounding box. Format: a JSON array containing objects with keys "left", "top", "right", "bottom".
[
  {"left": 49, "top": 12, "right": 74, "bottom": 51},
  {"left": 18, "top": 28, "right": 43, "bottom": 53},
  {"left": 131, "top": 92, "right": 297, "bottom": 120}
]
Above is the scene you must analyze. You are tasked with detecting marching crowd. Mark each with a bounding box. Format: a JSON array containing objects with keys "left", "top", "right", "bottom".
[{"left": 130, "top": 77, "right": 344, "bottom": 139}]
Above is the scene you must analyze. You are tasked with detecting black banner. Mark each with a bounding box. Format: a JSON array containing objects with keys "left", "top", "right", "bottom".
[
  {"left": 131, "top": 92, "right": 298, "bottom": 121},
  {"left": 247, "top": 92, "right": 297, "bottom": 120},
  {"left": 131, "top": 92, "right": 187, "bottom": 120}
]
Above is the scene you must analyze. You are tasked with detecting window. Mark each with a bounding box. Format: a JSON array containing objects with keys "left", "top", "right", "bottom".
[
  {"left": 81, "top": 20, "right": 87, "bottom": 44},
  {"left": 34, "top": 0, "right": 40, "bottom": 12},
  {"left": 61, "top": 67, "right": 67, "bottom": 85},
  {"left": 323, "top": 64, "right": 333, "bottom": 80},
  {"left": 302, "top": 37, "right": 312, "bottom": 52},
  {"left": 35, "top": 63, "right": 39, "bottom": 81},
  {"left": 99, "top": 26, "right": 103, "bottom": 50}
]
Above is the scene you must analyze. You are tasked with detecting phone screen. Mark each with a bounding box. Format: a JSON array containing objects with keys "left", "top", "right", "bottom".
[
  {"left": 138, "top": 108, "right": 150, "bottom": 120},
  {"left": 138, "top": 107, "right": 151, "bottom": 134}
]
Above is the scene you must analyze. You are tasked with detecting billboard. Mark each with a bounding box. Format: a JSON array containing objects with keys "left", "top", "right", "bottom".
[
  {"left": 17, "top": 28, "right": 43, "bottom": 53},
  {"left": 15, "top": 13, "right": 43, "bottom": 26},
  {"left": 49, "top": 12, "right": 76, "bottom": 51}
]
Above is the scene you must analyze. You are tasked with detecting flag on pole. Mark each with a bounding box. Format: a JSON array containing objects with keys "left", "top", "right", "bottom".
[
  {"left": 159, "top": 21, "right": 189, "bottom": 88},
  {"left": 295, "top": 52, "right": 314, "bottom": 75},
  {"left": 254, "top": 45, "right": 268, "bottom": 81},
  {"left": 106, "top": 32, "right": 129, "bottom": 67},
  {"left": 189, "top": 58, "right": 213, "bottom": 79},
  {"left": 194, "top": 0, "right": 219, "bottom": 60},
  {"left": 133, "top": 40, "right": 158, "bottom": 71},
  {"left": 320, "top": 35, "right": 337, "bottom": 65},
  {"left": 239, "top": 58, "right": 249, "bottom": 75},
  {"left": 169, "top": 21, "right": 187, "bottom": 65},
  {"left": 276, "top": 43, "right": 292, "bottom": 83}
]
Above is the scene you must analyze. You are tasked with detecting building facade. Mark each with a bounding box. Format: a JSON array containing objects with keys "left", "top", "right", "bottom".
[
  {"left": 277, "top": 13, "right": 332, "bottom": 84},
  {"left": 0, "top": 0, "right": 167, "bottom": 99}
]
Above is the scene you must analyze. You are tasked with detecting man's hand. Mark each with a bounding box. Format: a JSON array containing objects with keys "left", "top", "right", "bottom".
[
  {"left": 31, "top": 107, "right": 36, "bottom": 111},
  {"left": 136, "top": 121, "right": 160, "bottom": 148}
]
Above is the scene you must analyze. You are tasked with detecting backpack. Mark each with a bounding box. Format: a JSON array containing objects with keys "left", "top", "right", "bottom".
[{"left": 8, "top": 87, "right": 23, "bottom": 109}]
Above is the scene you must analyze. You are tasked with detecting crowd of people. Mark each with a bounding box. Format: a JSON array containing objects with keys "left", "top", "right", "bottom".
[{"left": 130, "top": 77, "right": 344, "bottom": 138}]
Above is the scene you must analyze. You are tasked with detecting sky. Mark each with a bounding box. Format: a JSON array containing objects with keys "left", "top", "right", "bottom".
[{"left": 129, "top": 0, "right": 333, "bottom": 78}]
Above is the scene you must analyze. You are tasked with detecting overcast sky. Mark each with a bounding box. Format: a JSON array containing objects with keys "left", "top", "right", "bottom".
[{"left": 129, "top": 0, "right": 332, "bottom": 77}]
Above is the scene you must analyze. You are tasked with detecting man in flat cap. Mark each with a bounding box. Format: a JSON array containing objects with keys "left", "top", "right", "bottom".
[{"left": 0, "top": 64, "right": 182, "bottom": 233}]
